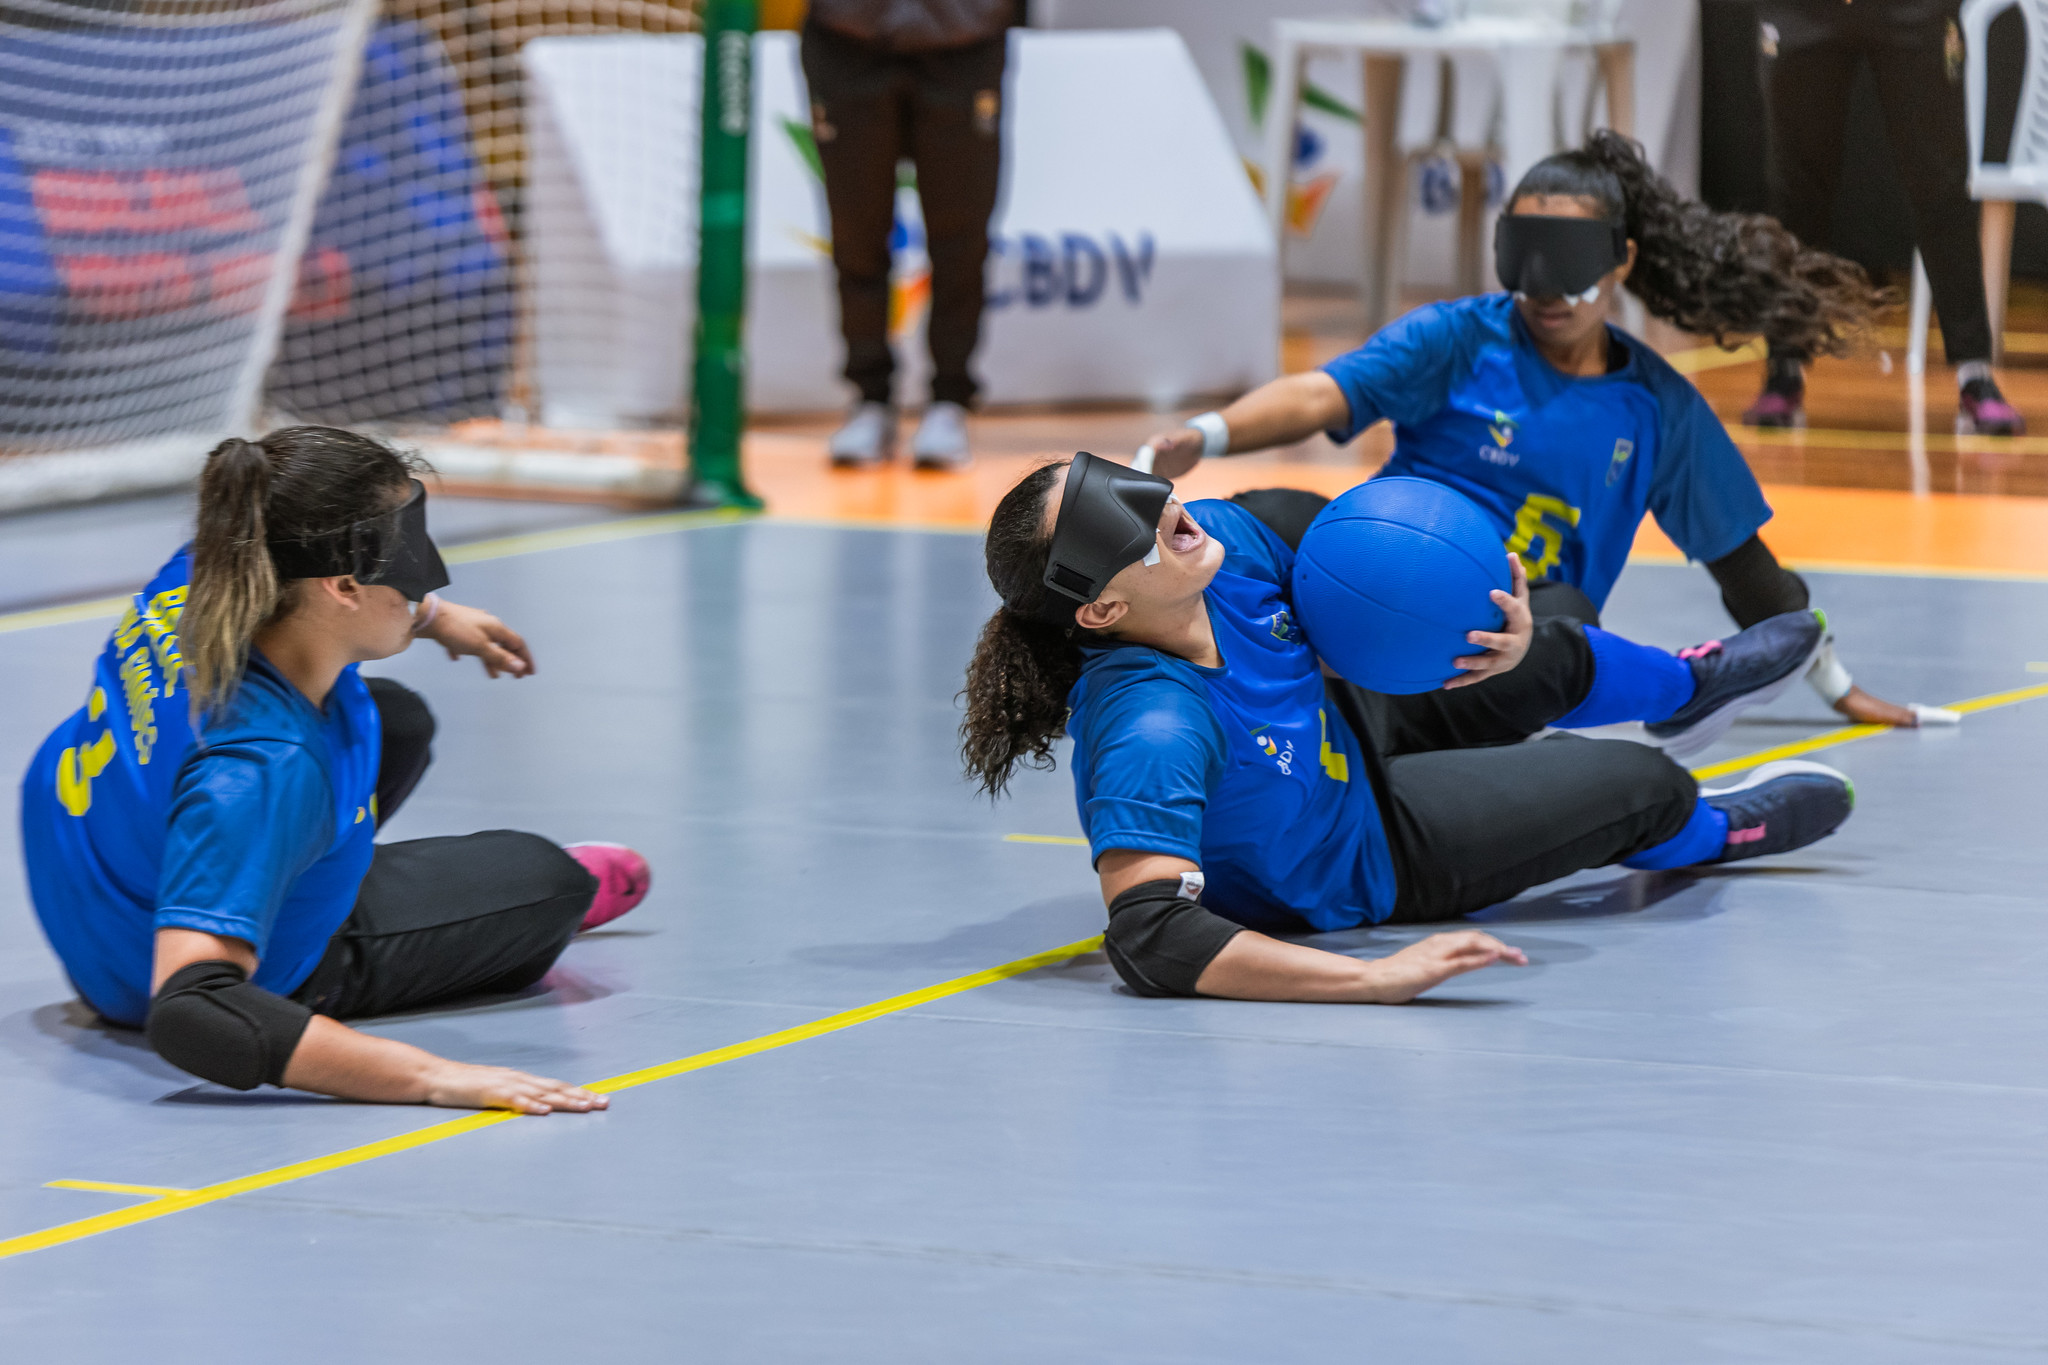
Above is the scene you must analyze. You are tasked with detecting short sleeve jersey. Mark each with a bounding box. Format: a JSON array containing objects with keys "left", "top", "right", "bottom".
[
  {"left": 18, "top": 550, "right": 382, "bottom": 1026},
  {"left": 1065, "top": 499, "right": 1397, "bottom": 932},
  {"left": 1321, "top": 292, "right": 1771, "bottom": 608}
]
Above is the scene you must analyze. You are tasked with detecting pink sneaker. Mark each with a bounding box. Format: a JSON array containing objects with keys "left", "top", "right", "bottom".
[
  {"left": 1741, "top": 388, "right": 1804, "bottom": 428},
  {"left": 565, "top": 842, "right": 651, "bottom": 930},
  {"left": 1957, "top": 380, "right": 2025, "bottom": 436}
]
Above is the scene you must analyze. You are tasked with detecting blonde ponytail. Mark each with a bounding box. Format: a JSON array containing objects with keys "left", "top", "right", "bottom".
[{"left": 186, "top": 437, "right": 283, "bottom": 713}]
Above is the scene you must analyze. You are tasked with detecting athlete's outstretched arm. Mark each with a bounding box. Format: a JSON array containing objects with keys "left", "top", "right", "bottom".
[
  {"left": 1140, "top": 372, "right": 1350, "bottom": 479},
  {"left": 414, "top": 597, "right": 535, "bottom": 678},
  {"left": 1097, "top": 852, "right": 1525, "bottom": 1003},
  {"left": 149, "top": 928, "right": 604, "bottom": 1112}
]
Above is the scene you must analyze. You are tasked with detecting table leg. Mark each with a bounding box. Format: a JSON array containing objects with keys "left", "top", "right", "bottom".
[
  {"left": 1981, "top": 197, "right": 2015, "bottom": 366},
  {"left": 1595, "top": 41, "right": 1635, "bottom": 138},
  {"left": 1456, "top": 153, "right": 1488, "bottom": 295},
  {"left": 1362, "top": 52, "right": 1405, "bottom": 330}
]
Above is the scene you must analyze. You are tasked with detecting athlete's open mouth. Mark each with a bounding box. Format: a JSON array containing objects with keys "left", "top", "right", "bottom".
[{"left": 1167, "top": 505, "right": 1205, "bottom": 554}]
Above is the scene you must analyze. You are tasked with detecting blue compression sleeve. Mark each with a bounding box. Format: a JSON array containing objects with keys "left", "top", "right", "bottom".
[
  {"left": 1553, "top": 627, "right": 1695, "bottom": 728},
  {"left": 1623, "top": 797, "right": 1728, "bottom": 870}
]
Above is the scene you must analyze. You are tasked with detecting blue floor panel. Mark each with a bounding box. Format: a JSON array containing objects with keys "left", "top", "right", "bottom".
[{"left": 1, "top": 508, "right": 2045, "bottom": 1361}]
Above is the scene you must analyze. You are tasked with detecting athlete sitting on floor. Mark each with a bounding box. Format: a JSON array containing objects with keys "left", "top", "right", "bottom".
[
  {"left": 20, "top": 427, "right": 649, "bottom": 1111},
  {"left": 1138, "top": 131, "right": 1954, "bottom": 731},
  {"left": 961, "top": 455, "right": 1856, "bottom": 1002}
]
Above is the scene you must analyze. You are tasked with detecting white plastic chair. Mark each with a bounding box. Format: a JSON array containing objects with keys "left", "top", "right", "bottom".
[{"left": 1908, "top": 0, "right": 2045, "bottom": 373}]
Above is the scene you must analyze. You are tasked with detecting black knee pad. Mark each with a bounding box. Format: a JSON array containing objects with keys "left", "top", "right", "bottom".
[
  {"left": 1103, "top": 879, "right": 1244, "bottom": 998},
  {"left": 1526, "top": 579, "right": 1602, "bottom": 628},
  {"left": 1229, "top": 488, "right": 1332, "bottom": 551},
  {"left": 146, "top": 960, "right": 313, "bottom": 1090},
  {"left": 367, "top": 676, "right": 437, "bottom": 751}
]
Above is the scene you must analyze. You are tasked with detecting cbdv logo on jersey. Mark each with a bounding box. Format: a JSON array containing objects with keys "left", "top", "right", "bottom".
[{"left": 987, "top": 231, "right": 1156, "bottom": 311}]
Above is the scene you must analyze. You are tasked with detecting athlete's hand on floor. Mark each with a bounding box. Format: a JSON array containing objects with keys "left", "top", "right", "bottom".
[
  {"left": 1137, "top": 427, "right": 1206, "bottom": 479},
  {"left": 1369, "top": 930, "right": 1527, "bottom": 1003},
  {"left": 421, "top": 1061, "right": 608, "bottom": 1114},
  {"left": 420, "top": 599, "right": 535, "bottom": 678},
  {"left": 1444, "top": 552, "right": 1533, "bottom": 689},
  {"left": 1832, "top": 685, "right": 1920, "bottom": 727}
]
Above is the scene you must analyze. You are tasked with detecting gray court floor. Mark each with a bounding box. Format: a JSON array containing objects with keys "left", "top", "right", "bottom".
[{"left": 2, "top": 500, "right": 2046, "bottom": 1362}]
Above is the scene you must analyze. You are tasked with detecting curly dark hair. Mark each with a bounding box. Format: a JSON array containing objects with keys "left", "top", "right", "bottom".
[
  {"left": 959, "top": 459, "right": 1090, "bottom": 798},
  {"left": 1512, "top": 129, "right": 1885, "bottom": 358}
]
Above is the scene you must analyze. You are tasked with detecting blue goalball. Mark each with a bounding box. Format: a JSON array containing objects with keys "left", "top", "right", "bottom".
[{"left": 1290, "top": 477, "right": 1513, "bottom": 694}]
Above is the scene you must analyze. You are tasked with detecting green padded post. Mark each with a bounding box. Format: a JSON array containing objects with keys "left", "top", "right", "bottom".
[{"left": 683, "top": 0, "right": 763, "bottom": 508}]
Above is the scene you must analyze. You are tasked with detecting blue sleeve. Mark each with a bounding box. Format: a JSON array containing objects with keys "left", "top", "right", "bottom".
[
  {"left": 1319, "top": 301, "right": 1475, "bottom": 444},
  {"left": 1638, "top": 354, "right": 1773, "bottom": 565},
  {"left": 1187, "top": 498, "right": 1293, "bottom": 590},
  {"left": 155, "top": 741, "right": 334, "bottom": 953},
  {"left": 1077, "top": 676, "right": 1227, "bottom": 867}
]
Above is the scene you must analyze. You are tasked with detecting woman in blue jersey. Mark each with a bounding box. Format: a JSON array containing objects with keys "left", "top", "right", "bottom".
[
  {"left": 1140, "top": 131, "right": 1947, "bottom": 730},
  {"left": 20, "top": 428, "right": 649, "bottom": 1110},
  {"left": 960, "top": 455, "right": 1855, "bottom": 1002}
]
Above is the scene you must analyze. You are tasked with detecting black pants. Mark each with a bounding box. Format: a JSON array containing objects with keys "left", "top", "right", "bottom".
[
  {"left": 1228, "top": 490, "right": 1698, "bottom": 924},
  {"left": 290, "top": 679, "right": 596, "bottom": 1020},
  {"left": 800, "top": 20, "right": 1005, "bottom": 407},
  {"left": 1758, "top": 0, "right": 1989, "bottom": 364}
]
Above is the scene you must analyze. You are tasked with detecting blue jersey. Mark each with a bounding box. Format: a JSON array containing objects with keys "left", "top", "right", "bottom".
[
  {"left": 19, "top": 550, "right": 381, "bottom": 1027},
  {"left": 1066, "top": 500, "right": 1396, "bottom": 933},
  {"left": 1322, "top": 292, "right": 1771, "bottom": 607}
]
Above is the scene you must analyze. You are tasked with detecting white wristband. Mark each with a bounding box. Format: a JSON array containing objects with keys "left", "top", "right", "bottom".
[
  {"left": 1805, "top": 637, "right": 1852, "bottom": 706},
  {"left": 1188, "top": 411, "right": 1231, "bottom": 460},
  {"left": 411, "top": 593, "right": 442, "bottom": 636}
]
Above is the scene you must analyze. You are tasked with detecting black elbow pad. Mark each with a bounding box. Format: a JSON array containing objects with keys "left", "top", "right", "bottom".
[
  {"left": 1706, "top": 535, "right": 1809, "bottom": 629},
  {"left": 1103, "top": 879, "right": 1244, "bottom": 998},
  {"left": 145, "top": 960, "right": 313, "bottom": 1090}
]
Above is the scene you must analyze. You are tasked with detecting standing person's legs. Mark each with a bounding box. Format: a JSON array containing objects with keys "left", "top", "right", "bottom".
[
  {"left": 291, "top": 831, "right": 598, "bottom": 1020},
  {"left": 1753, "top": 19, "right": 1862, "bottom": 415},
  {"left": 1865, "top": 16, "right": 1993, "bottom": 366},
  {"left": 802, "top": 22, "right": 907, "bottom": 408},
  {"left": 365, "top": 677, "right": 433, "bottom": 826},
  {"left": 907, "top": 33, "right": 1007, "bottom": 409},
  {"left": 1381, "top": 734, "right": 1699, "bottom": 922}
]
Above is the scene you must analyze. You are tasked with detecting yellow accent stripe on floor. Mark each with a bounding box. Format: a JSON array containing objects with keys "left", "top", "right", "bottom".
[
  {"left": 1664, "top": 337, "right": 1767, "bottom": 375},
  {"left": 0, "top": 595, "right": 133, "bottom": 636},
  {"left": 1726, "top": 420, "right": 2048, "bottom": 458},
  {"left": 1687, "top": 680, "right": 2048, "bottom": 780},
  {"left": 1005, "top": 834, "right": 1090, "bottom": 846},
  {"left": 441, "top": 507, "right": 753, "bottom": 565},
  {"left": 0, "top": 935, "right": 1103, "bottom": 1262},
  {"left": 45, "top": 1180, "right": 196, "bottom": 1197}
]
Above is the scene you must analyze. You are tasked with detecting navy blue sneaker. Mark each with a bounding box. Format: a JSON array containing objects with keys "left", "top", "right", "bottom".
[
  {"left": 1644, "top": 609, "right": 1827, "bottom": 758},
  {"left": 1700, "top": 760, "right": 1854, "bottom": 863}
]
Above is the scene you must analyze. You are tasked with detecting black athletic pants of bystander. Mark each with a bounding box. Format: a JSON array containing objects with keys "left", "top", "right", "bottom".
[
  {"left": 799, "top": 19, "right": 1006, "bottom": 408},
  {"left": 1758, "top": 0, "right": 1990, "bottom": 366},
  {"left": 289, "top": 679, "right": 597, "bottom": 1020}
]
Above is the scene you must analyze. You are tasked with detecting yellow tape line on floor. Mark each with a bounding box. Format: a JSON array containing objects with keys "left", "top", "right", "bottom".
[
  {"left": 1688, "top": 680, "right": 2048, "bottom": 780},
  {"left": 0, "top": 936, "right": 1103, "bottom": 1262},
  {"left": 12, "top": 682, "right": 2048, "bottom": 1261}
]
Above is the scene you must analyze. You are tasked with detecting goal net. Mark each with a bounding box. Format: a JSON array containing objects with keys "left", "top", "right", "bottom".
[{"left": 0, "top": 0, "right": 704, "bottom": 505}]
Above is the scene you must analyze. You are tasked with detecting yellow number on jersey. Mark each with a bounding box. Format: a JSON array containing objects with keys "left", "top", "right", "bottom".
[
  {"left": 57, "top": 688, "right": 114, "bottom": 817},
  {"left": 1504, "top": 494, "right": 1583, "bottom": 581},
  {"left": 58, "top": 732, "right": 116, "bottom": 817},
  {"left": 1318, "top": 708, "right": 1349, "bottom": 783}
]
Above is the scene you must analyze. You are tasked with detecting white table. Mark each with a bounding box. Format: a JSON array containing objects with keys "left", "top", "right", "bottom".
[{"left": 1258, "top": 15, "right": 1634, "bottom": 328}]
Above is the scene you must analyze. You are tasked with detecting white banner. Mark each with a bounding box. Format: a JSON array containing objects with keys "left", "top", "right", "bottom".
[{"left": 524, "top": 28, "right": 1277, "bottom": 424}]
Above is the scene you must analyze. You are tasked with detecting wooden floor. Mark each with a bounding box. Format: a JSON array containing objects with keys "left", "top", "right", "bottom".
[{"left": 441, "top": 281, "right": 2048, "bottom": 581}]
